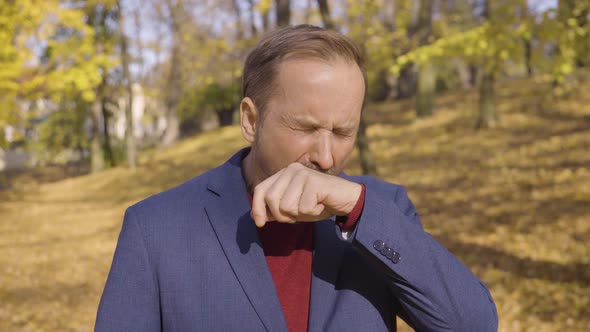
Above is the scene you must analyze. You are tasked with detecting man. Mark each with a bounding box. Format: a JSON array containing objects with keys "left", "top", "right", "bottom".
[{"left": 96, "top": 25, "right": 498, "bottom": 331}]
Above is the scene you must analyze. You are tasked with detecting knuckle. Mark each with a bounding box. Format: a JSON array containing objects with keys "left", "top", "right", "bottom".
[
  {"left": 266, "top": 195, "right": 279, "bottom": 208},
  {"left": 280, "top": 204, "right": 298, "bottom": 216},
  {"left": 299, "top": 204, "right": 314, "bottom": 215},
  {"left": 253, "top": 185, "right": 263, "bottom": 197},
  {"left": 264, "top": 189, "right": 278, "bottom": 203}
]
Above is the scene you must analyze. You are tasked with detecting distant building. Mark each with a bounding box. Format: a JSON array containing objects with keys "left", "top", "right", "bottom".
[{"left": 0, "top": 147, "right": 30, "bottom": 171}]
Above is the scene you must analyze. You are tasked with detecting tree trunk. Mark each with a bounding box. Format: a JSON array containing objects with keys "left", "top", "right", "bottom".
[
  {"left": 246, "top": 0, "right": 258, "bottom": 37},
  {"left": 396, "top": 64, "right": 417, "bottom": 99},
  {"left": 275, "top": 0, "right": 290, "bottom": 27},
  {"left": 454, "top": 59, "right": 473, "bottom": 89},
  {"left": 90, "top": 99, "right": 104, "bottom": 173},
  {"left": 304, "top": 0, "right": 312, "bottom": 24},
  {"left": 133, "top": 9, "right": 144, "bottom": 75},
  {"left": 415, "top": 0, "right": 435, "bottom": 117},
  {"left": 217, "top": 108, "right": 235, "bottom": 127},
  {"left": 86, "top": 4, "right": 110, "bottom": 172},
  {"left": 371, "top": 0, "right": 395, "bottom": 101},
  {"left": 469, "top": 64, "right": 478, "bottom": 87},
  {"left": 573, "top": 3, "right": 588, "bottom": 68},
  {"left": 395, "top": 0, "right": 421, "bottom": 99},
  {"left": 476, "top": 70, "right": 498, "bottom": 129},
  {"left": 232, "top": 0, "right": 244, "bottom": 40},
  {"left": 520, "top": 1, "right": 534, "bottom": 76},
  {"left": 161, "top": 112, "right": 180, "bottom": 147},
  {"left": 371, "top": 69, "right": 392, "bottom": 101},
  {"left": 161, "top": 1, "right": 183, "bottom": 147},
  {"left": 316, "top": 0, "right": 334, "bottom": 29},
  {"left": 524, "top": 39, "right": 533, "bottom": 76},
  {"left": 416, "top": 61, "right": 436, "bottom": 117},
  {"left": 101, "top": 99, "right": 115, "bottom": 167},
  {"left": 262, "top": 9, "right": 270, "bottom": 32},
  {"left": 356, "top": 111, "right": 377, "bottom": 176},
  {"left": 118, "top": 0, "right": 137, "bottom": 170},
  {"left": 382, "top": 0, "right": 395, "bottom": 32},
  {"left": 476, "top": 0, "right": 498, "bottom": 129}
]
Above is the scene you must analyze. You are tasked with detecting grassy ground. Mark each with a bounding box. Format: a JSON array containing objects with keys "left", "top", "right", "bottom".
[{"left": 1, "top": 77, "right": 589, "bottom": 331}]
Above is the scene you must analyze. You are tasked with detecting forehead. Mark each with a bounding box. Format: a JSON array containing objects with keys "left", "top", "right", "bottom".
[
  {"left": 268, "top": 58, "right": 365, "bottom": 124},
  {"left": 276, "top": 56, "right": 364, "bottom": 87}
]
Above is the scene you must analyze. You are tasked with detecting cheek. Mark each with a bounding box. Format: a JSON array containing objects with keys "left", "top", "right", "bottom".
[
  {"left": 260, "top": 128, "right": 311, "bottom": 163},
  {"left": 333, "top": 139, "right": 356, "bottom": 164},
  {"left": 278, "top": 131, "right": 314, "bottom": 158}
]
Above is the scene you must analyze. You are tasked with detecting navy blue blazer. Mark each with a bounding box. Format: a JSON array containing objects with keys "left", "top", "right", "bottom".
[{"left": 96, "top": 148, "right": 498, "bottom": 331}]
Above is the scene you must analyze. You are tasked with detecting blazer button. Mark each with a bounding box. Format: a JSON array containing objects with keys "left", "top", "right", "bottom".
[
  {"left": 391, "top": 251, "right": 401, "bottom": 264},
  {"left": 385, "top": 247, "right": 395, "bottom": 260},
  {"left": 373, "top": 240, "right": 385, "bottom": 251}
]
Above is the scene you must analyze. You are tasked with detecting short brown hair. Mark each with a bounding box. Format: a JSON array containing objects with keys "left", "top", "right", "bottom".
[{"left": 242, "top": 24, "right": 365, "bottom": 115}]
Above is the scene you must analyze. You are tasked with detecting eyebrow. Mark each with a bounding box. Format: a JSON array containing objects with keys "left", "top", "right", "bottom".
[{"left": 286, "top": 113, "right": 355, "bottom": 130}]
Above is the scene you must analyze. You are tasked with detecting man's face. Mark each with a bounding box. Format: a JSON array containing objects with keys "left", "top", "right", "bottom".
[{"left": 246, "top": 57, "right": 365, "bottom": 183}]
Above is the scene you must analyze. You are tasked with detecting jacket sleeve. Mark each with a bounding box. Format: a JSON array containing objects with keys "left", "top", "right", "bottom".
[
  {"left": 350, "top": 178, "right": 498, "bottom": 332},
  {"left": 95, "top": 208, "right": 161, "bottom": 332}
]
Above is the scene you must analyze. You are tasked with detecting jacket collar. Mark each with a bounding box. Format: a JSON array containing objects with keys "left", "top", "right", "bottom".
[{"left": 204, "top": 148, "right": 288, "bottom": 332}]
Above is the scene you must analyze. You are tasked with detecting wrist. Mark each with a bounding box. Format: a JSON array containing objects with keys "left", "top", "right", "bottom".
[{"left": 342, "top": 182, "right": 363, "bottom": 215}]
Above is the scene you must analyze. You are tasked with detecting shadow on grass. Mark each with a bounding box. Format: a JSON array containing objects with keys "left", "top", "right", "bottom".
[
  {"left": 440, "top": 237, "right": 590, "bottom": 286},
  {"left": 1, "top": 281, "right": 92, "bottom": 307}
]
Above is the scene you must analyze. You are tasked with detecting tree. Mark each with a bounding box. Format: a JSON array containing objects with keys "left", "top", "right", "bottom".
[
  {"left": 519, "top": 0, "right": 534, "bottom": 77},
  {"left": 258, "top": 0, "right": 271, "bottom": 32},
  {"left": 415, "top": 0, "right": 436, "bottom": 118},
  {"left": 276, "top": 0, "right": 291, "bottom": 27},
  {"left": 475, "top": 0, "right": 499, "bottom": 129},
  {"left": 558, "top": 0, "right": 589, "bottom": 68},
  {"left": 535, "top": 1, "right": 590, "bottom": 85},
  {"left": 317, "top": 0, "right": 334, "bottom": 29},
  {"left": 391, "top": 0, "right": 532, "bottom": 129},
  {"left": 245, "top": 0, "right": 259, "bottom": 37},
  {"left": 85, "top": 0, "right": 119, "bottom": 171},
  {"left": 346, "top": 0, "right": 394, "bottom": 176},
  {"left": 0, "top": 0, "right": 108, "bottom": 167},
  {"left": 396, "top": 0, "right": 420, "bottom": 99},
  {"left": 158, "top": 0, "right": 186, "bottom": 147},
  {"left": 118, "top": 0, "right": 137, "bottom": 170}
]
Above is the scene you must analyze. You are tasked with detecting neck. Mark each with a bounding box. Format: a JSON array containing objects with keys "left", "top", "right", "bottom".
[{"left": 241, "top": 149, "right": 262, "bottom": 193}]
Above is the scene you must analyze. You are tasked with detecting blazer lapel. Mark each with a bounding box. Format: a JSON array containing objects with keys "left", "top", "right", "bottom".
[{"left": 204, "top": 149, "right": 287, "bottom": 332}]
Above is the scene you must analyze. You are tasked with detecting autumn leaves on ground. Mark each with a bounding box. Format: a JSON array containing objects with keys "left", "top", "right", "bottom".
[{"left": 1, "top": 78, "right": 589, "bottom": 332}]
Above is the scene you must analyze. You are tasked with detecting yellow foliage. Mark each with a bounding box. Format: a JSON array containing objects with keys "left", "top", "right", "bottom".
[
  {"left": 0, "top": 0, "right": 108, "bottom": 125},
  {"left": 389, "top": 2, "right": 590, "bottom": 83},
  {"left": 256, "top": 0, "right": 272, "bottom": 15},
  {"left": 1, "top": 77, "right": 589, "bottom": 332}
]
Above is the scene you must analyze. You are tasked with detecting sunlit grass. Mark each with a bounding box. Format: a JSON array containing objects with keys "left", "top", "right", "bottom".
[{"left": 1, "top": 78, "right": 589, "bottom": 331}]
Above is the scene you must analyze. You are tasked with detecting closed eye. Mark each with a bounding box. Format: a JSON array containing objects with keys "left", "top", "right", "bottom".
[
  {"left": 333, "top": 128, "right": 355, "bottom": 137},
  {"left": 300, "top": 126, "right": 317, "bottom": 133},
  {"left": 289, "top": 125, "right": 316, "bottom": 134}
]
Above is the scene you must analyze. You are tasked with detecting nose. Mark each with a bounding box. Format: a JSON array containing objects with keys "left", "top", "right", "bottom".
[{"left": 310, "top": 130, "right": 334, "bottom": 172}]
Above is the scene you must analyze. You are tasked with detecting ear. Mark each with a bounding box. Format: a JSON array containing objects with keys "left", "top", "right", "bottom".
[{"left": 240, "top": 97, "right": 259, "bottom": 144}]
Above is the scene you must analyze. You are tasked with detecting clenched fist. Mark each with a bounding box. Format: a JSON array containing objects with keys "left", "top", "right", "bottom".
[{"left": 251, "top": 163, "right": 362, "bottom": 227}]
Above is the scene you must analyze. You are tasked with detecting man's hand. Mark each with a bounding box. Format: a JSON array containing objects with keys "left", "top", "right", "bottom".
[{"left": 251, "top": 163, "right": 362, "bottom": 227}]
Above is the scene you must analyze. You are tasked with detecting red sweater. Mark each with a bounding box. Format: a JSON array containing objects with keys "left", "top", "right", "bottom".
[{"left": 250, "top": 185, "right": 366, "bottom": 332}]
